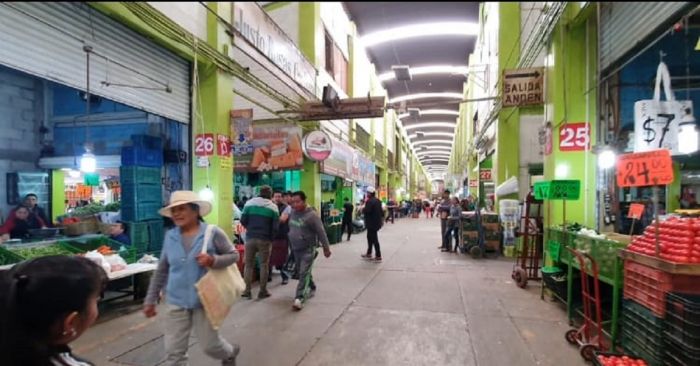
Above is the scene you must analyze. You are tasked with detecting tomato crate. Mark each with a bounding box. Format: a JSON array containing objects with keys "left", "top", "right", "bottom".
[
  {"left": 119, "top": 166, "right": 161, "bottom": 185},
  {"left": 664, "top": 336, "right": 700, "bottom": 366},
  {"left": 621, "top": 300, "right": 665, "bottom": 351},
  {"left": 592, "top": 351, "right": 647, "bottom": 366},
  {"left": 623, "top": 260, "right": 700, "bottom": 317},
  {"left": 620, "top": 331, "right": 665, "bottom": 366},
  {"left": 667, "top": 293, "right": 700, "bottom": 338},
  {"left": 120, "top": 183, "right": 162, "bottom": 204}
]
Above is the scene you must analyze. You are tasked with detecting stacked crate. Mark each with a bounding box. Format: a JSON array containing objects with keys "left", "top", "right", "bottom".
[
  {"left": 120, "top": 135, "right": 165, "bottom": 255},
  {"left": 621, "top": 259, "right": 700, "bottom": 366}
]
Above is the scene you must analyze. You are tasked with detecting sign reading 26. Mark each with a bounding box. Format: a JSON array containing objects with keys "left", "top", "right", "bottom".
[
  {"left": 559, "top": 123, "right": 590, "bottom": 152},
  {"left": 195, "top": 134, "right": 215, "bottom": 156}
]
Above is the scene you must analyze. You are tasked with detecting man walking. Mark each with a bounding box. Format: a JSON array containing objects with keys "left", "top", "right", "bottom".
[
  {"left": 341, "top": 197, "right": 354, "bottom": 241},
  {"left": 269, "top": 190, "right": 291, "bottom": 285},
  {"left": 240, "top": 185, "right": 279, "bottom": 299},
  {"left": 437, "top": 190, "right": 452, "bottom": 250},
  {"left": 385, "top": 198, "right": 396, "bottom": 224},
  {"left": 360, "top": 186, "right": 384, "bottom": 262},
  {"left": 287, "top": 191, "right": 331, "bottom": 310}
]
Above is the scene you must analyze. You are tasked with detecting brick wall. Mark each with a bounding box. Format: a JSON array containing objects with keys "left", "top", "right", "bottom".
[{"left": 0, "top": 67, "right": 44, "bottom": 220}]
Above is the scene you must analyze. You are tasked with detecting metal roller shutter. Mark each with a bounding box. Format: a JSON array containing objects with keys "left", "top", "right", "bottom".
[
  {"left": 600, "top": 2, "right": 694, "bottom": 73},
  {"left": 0, "top": 2, "right": 190, "bottom": 123}
]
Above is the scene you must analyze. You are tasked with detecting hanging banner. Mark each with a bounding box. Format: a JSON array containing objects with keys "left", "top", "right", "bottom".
[
  {"left": 321, "top": 137, "right": 353, "bottom": 179},
  {"left": 302, "top": 130, "right": 333, "bottom": 162},
  {"left": 616, "top": 149, "right": 674, "bottom": 187},
  {"left": 502, "top": 67, "right": 544, "bottom": 107},
  {"left": 633, "top": 62, "right": 693, "bottom": 156},
  {"left": 231, "top": 109, "right": 254, "bottom": 156},
  {"left": 231, "top": 121, "right": 303, "bottom": 172}
]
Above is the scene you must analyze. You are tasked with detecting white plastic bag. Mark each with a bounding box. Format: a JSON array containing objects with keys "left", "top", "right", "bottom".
[
  {"left": 85, "top": 250, "right": 111, "bottom": 274},
  {"left": 104, "top": 254, "right": 127, "bottom": 272}
]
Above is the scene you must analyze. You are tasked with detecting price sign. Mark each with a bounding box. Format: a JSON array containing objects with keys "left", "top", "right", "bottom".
[
  {"left": 548, "top": 180, "right": 580, "bottom": 200},
  {"left": 534, "top": 181, "right": 550, "bottom": 200},
  {"left": 479, "top": 169, "right": 492, "bottom": 181},
  {"left": 616, "top": 149, "right": 674, "bottom": 187},
  {"left": 559, "top": 123, "right": 590, "bottom": 151},
  {"left": 628, "top": 203, "right": 645, "bottom": 219},
  {"left": 195, "top": 134, "right": 214, "bottom": 156},
  {"left": 217, "top": 134, "right": 231, "bottom": 156},
  {"left": 469, "top": 180, "right": 479, "bottom": 188}
]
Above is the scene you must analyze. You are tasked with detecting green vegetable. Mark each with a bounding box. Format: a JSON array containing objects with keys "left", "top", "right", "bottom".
[
  {"left": 9, "top": 245, "right": 75, "bottom": 259},
  {"left": 104, "top": 202, "right": 120, "bottom": 212}
]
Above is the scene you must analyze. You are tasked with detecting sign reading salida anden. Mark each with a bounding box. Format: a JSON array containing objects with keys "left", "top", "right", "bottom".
[{"left": 503, "top": 67, "right": 544, "bottom": 107}]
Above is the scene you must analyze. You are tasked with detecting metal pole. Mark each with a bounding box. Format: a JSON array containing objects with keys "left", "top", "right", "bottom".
[
  {"left": 653, "top": 183, "right": 660, "bottom": 257},
  {"left": 84, "top": 45, "right": 93, "bottom": 146}
]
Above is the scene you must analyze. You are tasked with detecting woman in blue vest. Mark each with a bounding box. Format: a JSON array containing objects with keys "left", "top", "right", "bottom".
[{"left": 143, "top": 191, "right": 240, "bottom": 366}]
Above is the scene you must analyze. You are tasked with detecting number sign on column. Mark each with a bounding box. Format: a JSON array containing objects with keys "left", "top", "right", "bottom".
[
  {"left": 195, "top": 134, "right": 214, "bottom": 156},
  {"left": 559, "top": 123, "right": 590, "bottom": 152}
]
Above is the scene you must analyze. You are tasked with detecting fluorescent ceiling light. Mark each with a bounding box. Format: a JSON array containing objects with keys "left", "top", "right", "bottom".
[
  {"left": 410, "top": 132, "right": 455, "bottom": 139},
  {"left": 412, "top": 140, "right": 453, "bottom": 146},
  {"left": 404, "top": 122, "right": 457, "bottom": 130},
  {"left": 389, "top": 92, "right": 463, "bottom": 104},
  {"left": 359, "top": 22, "right": 479, "bottom": 48},
  {"left": 416, "top": 151, "right": 451, "bottom": 156},
  {"left": 379, "top": 65, "right": 470, "bottom": 82},
  {"left": 398, "top": 110, "right": 459, "bottom": 119}
]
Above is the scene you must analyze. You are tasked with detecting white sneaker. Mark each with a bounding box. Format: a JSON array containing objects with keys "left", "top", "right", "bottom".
[{"left": 293, "top": 298, "right": 303, "bottom": 310}]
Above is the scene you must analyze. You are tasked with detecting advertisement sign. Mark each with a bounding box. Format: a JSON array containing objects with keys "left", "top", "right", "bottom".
[
  {"left": 352, "top": 152, "right": 375, "bottom": 185},
  {"left": 469, "top": 180, "right": 479, "bottom": 188},
  {"left": 321, "top": 137, "right": 353, "bottom": 179},
  {"left": 559, "top": 123, "right": 590, "bottom": 152},
  {"left": 231, "top": 109, "right": 254, "bottom": 156},
  {"left": 616, "top": 149, "right": 674, "bottom": 187},
  {"left": 231, "top": 122, "right": 303, "bottom": 172},
  {"left": 302, "top": 131, "right": 332, "bottom": 162},
  {"left": 503, "top": 67, "right": 544, "bottom": 107},
  {"left": 217, "top": 134, "right": 231, "bottom": 157},
  {"left": 479, "top": 169, "right": 492, "bottom": 181},
  {"left": 232, "top": 2, "right": 316, "bottom": 93}
]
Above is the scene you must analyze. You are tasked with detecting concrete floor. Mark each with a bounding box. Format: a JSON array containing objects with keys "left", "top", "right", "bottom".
[{"left": 73, "top": 216, "right": 587, "bottom": 366}]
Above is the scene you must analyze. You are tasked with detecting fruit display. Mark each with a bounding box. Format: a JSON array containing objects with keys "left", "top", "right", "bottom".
[
  {"left": 595, "top": 354, "right": 647, "bottom": 366},
  {"left": 626, "top": 216, "right": 700, "bottom": 263}
]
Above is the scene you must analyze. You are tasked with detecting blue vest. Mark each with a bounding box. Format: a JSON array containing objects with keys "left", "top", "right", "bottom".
[{"left": 163, "top": 223, "right": 214, "bottom": 309}]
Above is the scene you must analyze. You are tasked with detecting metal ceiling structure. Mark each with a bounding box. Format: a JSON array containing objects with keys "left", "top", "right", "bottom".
[{"left": 343, "top": 2, "right": 479, "bottom": 178}]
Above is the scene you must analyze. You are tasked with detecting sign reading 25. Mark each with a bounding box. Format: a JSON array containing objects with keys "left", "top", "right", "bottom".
[{"left": 559, "top": 123, "right": 590, "bottom": 152}]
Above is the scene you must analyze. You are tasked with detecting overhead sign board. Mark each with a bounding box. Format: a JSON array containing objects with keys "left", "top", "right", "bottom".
[
  {"left": 302, "top": 131, "right": 332, "bottom": 162},
  {"left": 503, "top": 67, "right": 544, "bottom": 107}
]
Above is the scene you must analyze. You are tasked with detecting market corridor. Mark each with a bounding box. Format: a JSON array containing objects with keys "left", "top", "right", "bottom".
[{"left": 74, "top": 217, "right": 586, "bottom": 366}]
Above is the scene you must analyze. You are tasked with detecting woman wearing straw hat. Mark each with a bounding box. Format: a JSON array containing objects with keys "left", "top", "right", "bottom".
[{"left": 143, "top": 191, "right": 241, "bottom": 366}]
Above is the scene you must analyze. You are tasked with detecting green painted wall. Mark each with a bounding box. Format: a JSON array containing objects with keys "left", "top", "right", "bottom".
[
  {"left": 544, "top": 5, "right": 598, "bottom": 228},
  {"left": 192, "top": 2, "right": 234, "bottom": 234},
  {"left": 51, "top": 170, "right": 65, "bottom": 222},
  {"left": 495, "top": 2, "right": 521, "bottom": 208}
]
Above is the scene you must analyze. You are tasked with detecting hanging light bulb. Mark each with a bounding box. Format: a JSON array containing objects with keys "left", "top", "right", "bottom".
[
  {"left": 678, "top": 108, "right": 698, "bottom": 154},
  {"left": 598, "top": 148, "right": 617, "bottom": 170},
  {"left": 80, "top": 152, "right": 96, "bottom": 173},
  {"left": 199, "top": 186, "right": 214, "bottom": 202}
]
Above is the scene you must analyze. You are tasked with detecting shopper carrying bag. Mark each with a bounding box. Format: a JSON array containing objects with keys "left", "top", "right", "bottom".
[
  {"left": 143, "top": 190, "right": 241, "bottom": 366},
  {"left": 195, "top": 224, "right": 246, "bottom": 329}
]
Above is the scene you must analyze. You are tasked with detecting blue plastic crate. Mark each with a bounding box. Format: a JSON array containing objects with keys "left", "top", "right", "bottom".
[
  {"left": 121, "top": 202, "right": 162, "bottom": 222},
  {"left": 131, "top": 134, "right": 164, "bottom": 150},
  {"left": 121, "top": 183, "right": 162, "bottom": 204},
  {"left": 120, "top": 166, "right": 161, "bottom": 185},
  {"left": 147, "top": 219, "right": 165, "bottom": 252},
  {"left": 121, "top": 146, "right": 163, "bottom": 167}
]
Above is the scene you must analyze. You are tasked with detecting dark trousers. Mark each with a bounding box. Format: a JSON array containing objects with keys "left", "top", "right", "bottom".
[
  {"left": 440, "top": 219, "right": 448, "bottom": 248},
  {"left": 443, "top": 225, "right": 459, "bottom": 251},
  {"left": 385, "top": 209, "right": 395, "bottom": 223},
  {"left": 341, "top": 219, "right": 352, "bottom": 240},
  {"left": 366, "top": 228, "right": 382, "bottom": 258},
  {"left": 294, "top": 247, "right": 317, "bottom": 301}
]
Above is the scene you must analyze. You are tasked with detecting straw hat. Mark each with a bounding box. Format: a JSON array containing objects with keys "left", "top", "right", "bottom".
[{"left": 158, "top": 190, "right": 212, "bottom": 218}]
